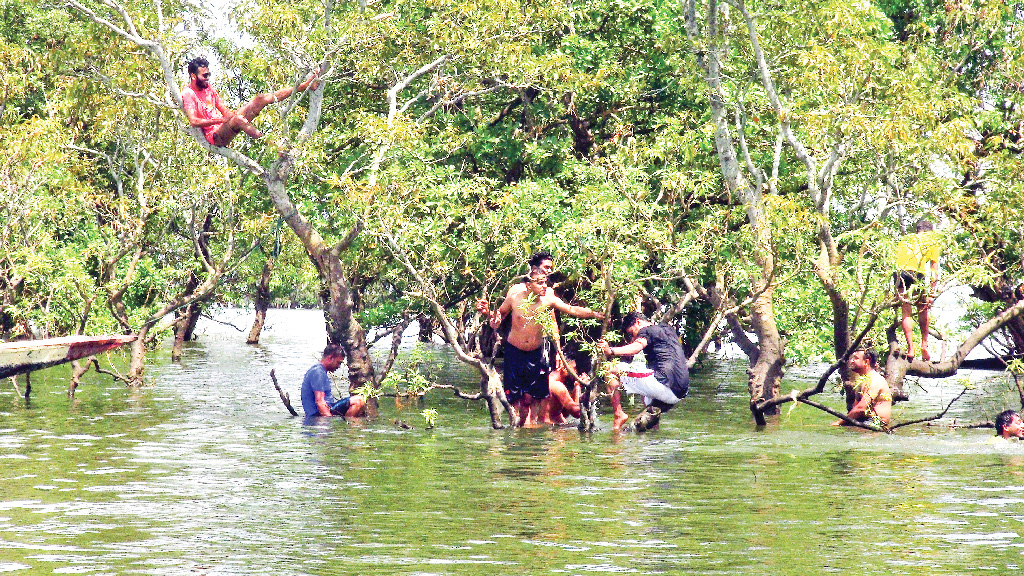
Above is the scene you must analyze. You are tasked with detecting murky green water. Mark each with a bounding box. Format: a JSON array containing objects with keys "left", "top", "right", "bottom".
[{"left": 4, "top": 309, "right": 1024, "bottom": 575}]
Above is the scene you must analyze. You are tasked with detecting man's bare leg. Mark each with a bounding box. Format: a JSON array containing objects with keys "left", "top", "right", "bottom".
[
  {"left": 548, "top": 381, "right": 581, "bottom": 422},
  {"left": 212, "top": 73, "right": 320, "bottom": 146},
  {"left": 345, "top": 396, "right": 366, "bottom": 418},
  {"left": 540, "top": 397, "right": 557, "bottom": 424},
  {"left": 515, "top": 399, "right": 528, "bottom": 427},
  {"left": 900, "top": 301, "right": 916, "bottom": 359},
  {"left": 237, "top": 73, "right": 320, "bottom": 123},
  {"left": 606, "top": 371, "right": 629, "bottom": 430},
  {"left": 918, "top": 305, "right": 931, "bottom": 361}
]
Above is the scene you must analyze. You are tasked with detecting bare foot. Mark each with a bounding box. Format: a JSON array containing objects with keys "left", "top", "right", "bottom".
[
  {"left": 921, "top": 348, "right": 931, "bottom": 362},
  {"left": 300, "top": 71, "right": 320, "bottom": 92}
]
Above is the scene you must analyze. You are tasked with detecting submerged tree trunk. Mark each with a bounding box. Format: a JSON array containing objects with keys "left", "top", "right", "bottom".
[
  {"left": 247, "top": 251, "right": 276, "bottom": 345},
  {"left": 264, "top": 175, "right": 376, "bottom": 390},
  {"left": 416, "top": 314, "right": 434, "bottom": 342},
  {"left": 170, "top": 301, "right": 203, "bottom": 362},
  {"left": 127, "top": 323, "right": 152, "bottom": 385},
  {"left": 685, "top": 0, "right": 785, "bottom": 424}
]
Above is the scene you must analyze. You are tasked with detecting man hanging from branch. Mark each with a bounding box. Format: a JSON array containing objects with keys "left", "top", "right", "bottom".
[
  {"left": 182, "top": 57, "right": 318, "bottom": 148},
  {"left": 599, "top": 312, "right": 689, "bottom": 431},
  {"left": 894, "top": 219, "right": 942, "bottom": 362},
  {"left": 832, "top": 348, "right": 891, "bottom": 427},
  {"left": 476, "top": 269, "right": 603, "bottom": 427},
  {"left": 545, "top": 349, "right": 586, "bottom": 425}
]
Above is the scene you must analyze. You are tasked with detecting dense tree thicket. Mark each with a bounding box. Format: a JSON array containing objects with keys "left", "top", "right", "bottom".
[{"left": 2, "top": 0, "right": 1022, "bottom": 428}]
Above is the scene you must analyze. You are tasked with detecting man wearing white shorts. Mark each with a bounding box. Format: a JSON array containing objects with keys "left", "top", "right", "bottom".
[{"left": 599, "top": 312, "right": 689, "bottom": 430}]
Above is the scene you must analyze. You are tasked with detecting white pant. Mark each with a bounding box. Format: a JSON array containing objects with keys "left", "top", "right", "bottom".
[{"left": 617, "top": 362, "right": 680, "bottom": 405}]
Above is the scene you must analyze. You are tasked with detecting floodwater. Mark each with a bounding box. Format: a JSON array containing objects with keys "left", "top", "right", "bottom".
[{"left": 3, "top": 308, "right": 1024, "bottom": 575}]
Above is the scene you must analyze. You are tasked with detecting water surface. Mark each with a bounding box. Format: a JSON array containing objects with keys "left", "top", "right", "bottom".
[{"left": 2, "top": 308, "right": 1024, "bottom": 575}]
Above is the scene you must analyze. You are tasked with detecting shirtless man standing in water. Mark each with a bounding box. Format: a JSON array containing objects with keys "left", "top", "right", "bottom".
[
  {"left": 476, "top": 269, "right": 602, "bottom": 426},
  {"left": 832, "top": 348, "right": 891, "bottom": 427}
]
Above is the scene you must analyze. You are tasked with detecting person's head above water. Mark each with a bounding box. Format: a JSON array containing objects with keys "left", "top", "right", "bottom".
[
  {"left": 187, "top": 56, "right": 212, "bottom": 89},
  {"left": 320, "top": 343, "right": 346, "bottom": 372},
  {"left": 528, "top": 251, "right": 554, "bottom": 276},
  {"left": 620, "top": 311, "right": 651, "bottom": 341},
  {"left": 847, "top": 348, "right": 878, "bottom": 374},
  {"left": 996, "top": 409, "right": 1024, "bottom": 438}
]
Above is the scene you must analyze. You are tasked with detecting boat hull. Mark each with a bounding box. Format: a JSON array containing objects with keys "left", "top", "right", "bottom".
[{"left": 0, "top": 335, "right": 136, "bottom": 379}]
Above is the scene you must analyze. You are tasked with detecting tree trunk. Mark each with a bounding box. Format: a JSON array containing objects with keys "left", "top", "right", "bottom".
[
  {"left": 320, "top": 254, "right": 376, "bottom": 389},
  {"left": 247, "top": 252, "right": 275, "bottom": 344},
  {"left": 263, "top": 175, "right": 377, "bottom": 392},
  {"left": 688, "top": 0, "right": 785, "bottom": 424},
  {"left": 171, "top": 302, "right": 203, "bottom": 362},
  {"left": 127, "top": 323, "right": 152, "bottom": 386},
  {"left": 480, "top": 367, "right": 512, "bottom": 429},
  {"left": 416, "top": 313, "right": 434, "bottom": 342},
  {"left": 747, "top": 282, "right": 785, "bottom": 423},
  {"left": 972, "top": 284, "right": 1024, "bottom": 354}
]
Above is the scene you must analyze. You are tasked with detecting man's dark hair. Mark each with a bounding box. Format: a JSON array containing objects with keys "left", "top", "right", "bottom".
[
  {"left": 856, "top": 348, "right": 878, "bottom": 368},
  {"left": 187, "top": 57, "right": 210, "bottom": 76},
  {"left": 996, "top": 409, "right": 1019, "bottom": 436},
  {"left": 620, "top": 311, "right": 648, "bottom": 334},
  {"left": 322, "top": 343, "right": 346, "bottom": 360},
  {"left": 528, "top": 251, "right": 553, "bottom": 269},
  {"left": 915, "top": 219, "right": 934, "bottom": 233}
]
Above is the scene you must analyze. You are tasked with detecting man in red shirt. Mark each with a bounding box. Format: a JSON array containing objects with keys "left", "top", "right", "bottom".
[{"left": 181, "top": 57, "right": 318, "bottom": 147}]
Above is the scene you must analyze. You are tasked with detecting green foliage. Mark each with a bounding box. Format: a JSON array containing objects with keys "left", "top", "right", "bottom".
[{"left": 421, "top": 408, "right": 438, "bottom": 429}]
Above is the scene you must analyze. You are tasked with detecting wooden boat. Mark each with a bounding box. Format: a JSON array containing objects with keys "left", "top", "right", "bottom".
[{"left": 0, "top": 335, "right": 136, "bottom": 379}]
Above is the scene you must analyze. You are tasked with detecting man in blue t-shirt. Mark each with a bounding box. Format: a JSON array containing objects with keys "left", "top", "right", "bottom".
[{"left": 300, "top": 343, "right": 366, "bottom": 419}]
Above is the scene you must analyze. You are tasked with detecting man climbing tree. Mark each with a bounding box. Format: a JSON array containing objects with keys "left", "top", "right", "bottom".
[
  {"left": 181, "top": 57, "right": 317, "bottom": 148},
  {"left": 894, "top": 219, "right": 941, "bottom": 362}
]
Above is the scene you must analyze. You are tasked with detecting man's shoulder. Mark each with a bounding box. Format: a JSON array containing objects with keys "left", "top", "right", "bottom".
[
  {"left": 869, "top": 370, "right": 891, "bottom": 392},
  {"left": 641, "top": 324, "right": 676, "bottom": 338},
  {"left": 302, "top": 363, "right": 325, "bottom": 379},
  {"left": 505, "top": 283, "right": 527, "bottom": 299}
]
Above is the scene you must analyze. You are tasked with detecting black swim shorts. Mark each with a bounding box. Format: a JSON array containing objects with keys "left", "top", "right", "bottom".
[
  {"left": 503, "top": 343, "right": 550, "bottom": 403},
  {"left": 893, "top": 270, "right": 926, "bottom": 301}
]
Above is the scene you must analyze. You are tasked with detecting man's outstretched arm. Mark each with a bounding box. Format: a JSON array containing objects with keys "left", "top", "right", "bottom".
[{"left": 548, "top": 295, "right": 603, "bottom": 320}]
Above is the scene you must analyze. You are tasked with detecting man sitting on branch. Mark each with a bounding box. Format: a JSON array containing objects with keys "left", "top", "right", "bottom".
[{"left": 181, "top": 56, "right": 318, "bottom": 148}]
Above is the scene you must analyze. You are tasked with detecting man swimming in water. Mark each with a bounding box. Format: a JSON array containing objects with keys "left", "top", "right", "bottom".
[
  {"left": 995, "top": 409, "right": 1024, "bottom": 439},
  {"left": 476, "top": 268, "right": 603, "bottom": 426}
]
